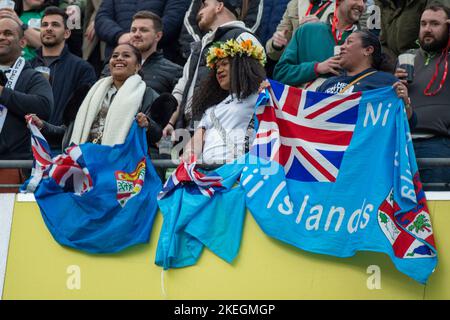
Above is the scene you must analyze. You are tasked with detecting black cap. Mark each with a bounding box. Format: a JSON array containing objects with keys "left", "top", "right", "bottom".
[{"left": 219, "top": 0, "right": 241, "bottom": 18}]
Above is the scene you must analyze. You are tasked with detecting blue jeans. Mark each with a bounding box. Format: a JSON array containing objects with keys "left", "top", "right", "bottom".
[{"left": 413, "top": 136, "right": 450, "bottom": 190}]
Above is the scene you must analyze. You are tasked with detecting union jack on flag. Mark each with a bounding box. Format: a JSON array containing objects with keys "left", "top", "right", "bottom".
[
  {"left": 158, "top": 157, "right": 224, "bottom": 200},
  {"left": 22, "top": 117, "right": 93, "bottom": 195},
  {"left": 252, "top": 80, "right": 362, "bottom": 182}
]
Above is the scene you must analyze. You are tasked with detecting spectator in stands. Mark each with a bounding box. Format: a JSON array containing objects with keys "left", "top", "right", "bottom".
[
  {"left": 60, "top": 44, "right": 175, "bottom": 152},
  {"left": 273, "top": 0, "right": 366, "bottom": 90},
  {"left": 101, "top": 11, "right": 183, "bottom": 95},
  {"left": 266, "top": 0, "right": 335, "bottom": 63},
  {"left": 182, "top": 38, "right": 266, "bottom": 163},
  {"left": 317, "top": 30, "right": 414, "bottom": 120},
  {"left": 395, "top": 3, "right": 450, "bottom": 188},
  {"left": 374, "top": 0, "right": 429, "bottom": 67},
  {"left": 30, "top": 6, "right": 97, "bottom": 153},
  {"left": 59, "top": 0, "right": 85, "bottom": 57},
  {"left": 0, "top": 16, "right": 53, "bottom": 160},
  {"left": 165, "top": 0, "right": 263, "bottom": 137},
  {"left": 178, "top": 0, "right": 263, "bottom": 64},
  {"left": 94, "top": 0, "right": 189, "bottom": 63},
  {"left": 0, "top": 0, "right": 46, "bottom": 61},
  {"left": 83, "top": 0, "right": 105, "bottom": 76},
  {"left": 360, "top": 0, "right": 381, "bottom": 37},
  {"left": 256, "top": 0, "right": 290, "bottom": 46}
]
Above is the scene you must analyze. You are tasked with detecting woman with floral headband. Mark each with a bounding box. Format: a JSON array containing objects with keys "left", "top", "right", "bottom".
[{"left": 182, "top": 39, "right": 267, "bottom": 163}]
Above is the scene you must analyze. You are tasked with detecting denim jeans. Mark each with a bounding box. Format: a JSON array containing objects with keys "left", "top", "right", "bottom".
[{"left": 413, "top": 136, "right": 450, "bottom": 190}]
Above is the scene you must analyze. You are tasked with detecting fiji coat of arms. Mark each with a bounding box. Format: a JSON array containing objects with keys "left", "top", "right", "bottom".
[{"left": 115, "top": 158, "right": 146, "bottom": 207}]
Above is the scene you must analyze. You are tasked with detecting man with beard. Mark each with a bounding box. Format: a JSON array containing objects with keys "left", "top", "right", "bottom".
[
  {"left": 273, "top": 0, "right": 366, "bottom": 89},
  {"left": 30, "top": 6, "right": 96, "bottom": 152},
  {"left": 94, "top": 0, "right": 189, "bottom": 63},
  {"left": 266, "top": 0, "right": 335, "bottom": 62},
  {"left": 375, "top": 0, "right": 450, "bottom": 65},
  {"left": 101, "top": 11, "right": 183, "bottom": 95},
  {"left": 163, "top": 0, "right": 262, "bottom": 136},
  {"left": 395, "top": 3, "right": 450, "bottom": 189}
]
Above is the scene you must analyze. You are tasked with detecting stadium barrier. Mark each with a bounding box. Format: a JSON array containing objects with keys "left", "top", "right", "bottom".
[{"left": 1, "top": 158, "right": 449, "bottom": 189}]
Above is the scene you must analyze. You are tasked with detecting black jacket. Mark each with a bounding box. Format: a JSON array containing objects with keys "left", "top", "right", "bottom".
[
  {"left": 30, "top": 46, "right": 97, "bottom": 148},
  {"left": 102, "top": 51, "right": 183, "bottom": 94},
  {"left": 95, "top": 0, "right": 190, "bottom": 61},
  {"left": 0, "top": 61, "right": 54, "bottom": 160},
  {"left": 178, "top": 0, "right": 263, "bottom": 61}
]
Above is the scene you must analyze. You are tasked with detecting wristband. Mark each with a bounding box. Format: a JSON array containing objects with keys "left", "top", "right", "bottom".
[
  {"left": 314, "top": 63, "right": 320, "bottom": 77},
  {"left": 271, "top": 41, "right": 284, "bottom": 51}
]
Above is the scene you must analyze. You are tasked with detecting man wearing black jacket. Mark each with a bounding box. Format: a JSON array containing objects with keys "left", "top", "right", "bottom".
[
  {"left": 0, "top": 16, "right": 53, "bottom": 160},
  {"left": 95, "top": 0, "right": 190, "bottom": 63},
  {"left": 30, "top": 6, "right": 97, "bottom": 151},
  {"left": 101, "top": 11, "right": 183, "bottom": 95}
]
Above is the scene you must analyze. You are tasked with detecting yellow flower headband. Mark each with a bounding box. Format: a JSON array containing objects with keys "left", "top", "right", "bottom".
[{"left": 206, "top": 39, "right": 267, "bottom": 69}]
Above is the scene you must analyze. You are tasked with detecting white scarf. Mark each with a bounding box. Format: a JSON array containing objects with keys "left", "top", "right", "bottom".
[
  {"left": 70, "top": 74, "right": 146, "bottom": 146},
  {"left": 0, "top": 57, "right": 26, "bottom": 134}
]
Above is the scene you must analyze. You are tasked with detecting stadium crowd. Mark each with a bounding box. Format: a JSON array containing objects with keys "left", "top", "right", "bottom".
[{"left": 0, "top": 0, "right": 449, "bottom": 190}]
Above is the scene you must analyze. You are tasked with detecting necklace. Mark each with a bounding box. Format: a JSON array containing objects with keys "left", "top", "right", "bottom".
[{"left": 423, "top": 39, "right": 450, "bottom": 96}]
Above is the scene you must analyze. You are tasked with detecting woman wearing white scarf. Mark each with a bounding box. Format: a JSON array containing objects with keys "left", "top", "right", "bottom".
[
  {"left": 70, "top": 44, "right": 151, "bottom": 146},
  {"left": 28, "top": 43, "right": 178, "bottom": 152}
]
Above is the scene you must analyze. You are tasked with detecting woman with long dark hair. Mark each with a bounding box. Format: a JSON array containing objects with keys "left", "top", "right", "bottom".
[{"left": 183, "top": 39, "right": 267, "bottom": 163}]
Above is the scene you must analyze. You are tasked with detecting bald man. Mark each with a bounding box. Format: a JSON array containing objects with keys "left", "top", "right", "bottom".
[{"left": 0, "top": 17, "right": 53, "bottom": 159}]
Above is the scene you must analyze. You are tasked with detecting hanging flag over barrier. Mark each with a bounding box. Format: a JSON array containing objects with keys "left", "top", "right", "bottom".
[
  {"left": 156, "top": 157, "right": 246, "bottom": 270},
  {"left": 22, "top": 119, "right": 162, "bottom": 253},
  {"left": 241, "top": 80, "right": 437, "bottom": 284}
]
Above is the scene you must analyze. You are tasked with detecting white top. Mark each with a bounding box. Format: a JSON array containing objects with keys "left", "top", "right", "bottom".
[
  {"left": 198, "top": 93, "right": 258, "bottom": 163},
  {"left": 172, "top": 20, "right": 263, "bottom": 111}
]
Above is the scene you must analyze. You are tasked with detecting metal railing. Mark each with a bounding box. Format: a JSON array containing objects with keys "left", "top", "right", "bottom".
[{"left": 1, "top": 158, "right": 450, "bottom": 189}]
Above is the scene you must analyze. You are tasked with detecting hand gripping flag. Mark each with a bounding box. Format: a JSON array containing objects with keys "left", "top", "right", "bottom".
[
  {"left": 21, "top": 119, "right": 162, "bottom": 253},
  {"left": 157, "top": 156, "right": 225, "bottom": 200},
  {"left": 241, "top": 80, "right": 437, "bottom": 284},
  {"left": 156, "top": 157, "right": 246, "bottom": 269}
]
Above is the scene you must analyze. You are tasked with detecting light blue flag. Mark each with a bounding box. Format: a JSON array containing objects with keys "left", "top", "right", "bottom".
[
  {"left": 241, "top": 80, "right": 437, "bottom": 284},
  {"left": 155, "top": 159, "right": 246, "bottom": 269},
  {"left": 22, "top": 121, "right": 162, "bottom": 254}
]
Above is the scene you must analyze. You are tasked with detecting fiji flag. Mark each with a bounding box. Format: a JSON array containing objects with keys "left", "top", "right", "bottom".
[
  {"left": 22, "top": 120, "right": 162, "bottom": 253},
  {"left": 241, "top": 79, "right": 437, "bottom": 284},
  {"left": 155, "top": 158, "right": 246, "bottom": 269}
]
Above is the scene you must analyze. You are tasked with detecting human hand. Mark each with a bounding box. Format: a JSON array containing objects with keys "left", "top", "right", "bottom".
[
  {"left": 25, "top": 114, "right": 44, "bottom": 129},
  {"left": 272, "top": 29, "right": 288, "bottom": 49},
  {"left": 393, "top": 81, "right": 409, "bottom": 103},
  {"left": 258, "top": 80, "right": 270, "bottom": 93},
  {"left": 393, "top": 81, "right": 413, "bottom": 119},
  {"left": 316, "top": 56, "right": 341, "bottom": 76},
  {"left": 0, "top": 8, "right": 22, "bottom": 25},
  {"left": 162, "top": 123, "right": 175, "bottom": 137},
  {"left": 394, "top": 67, "right": 409, "bottom": 85},
  {"left": 180, "top": 149, "right": 196, "bottom": 163},
  {"left": 136, "top": 112, "right": 149, "bottom": 128}
]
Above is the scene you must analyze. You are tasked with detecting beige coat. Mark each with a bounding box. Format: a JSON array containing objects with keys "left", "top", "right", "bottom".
[
  {"left": 82, "top": 0, "right": 105, "bottom": 60},
  {"left": 265, "top": 0, "right": 335, "bottom": 61}
]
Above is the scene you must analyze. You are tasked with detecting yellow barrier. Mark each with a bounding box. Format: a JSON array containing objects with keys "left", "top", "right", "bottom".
[{"left": 3, "top": 200, "right": 449, "bottom": 300}]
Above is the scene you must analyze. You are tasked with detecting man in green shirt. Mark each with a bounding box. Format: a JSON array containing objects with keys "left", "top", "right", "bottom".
[{"left": 273, "top": 0, "right": 366, "bottom": 89}]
